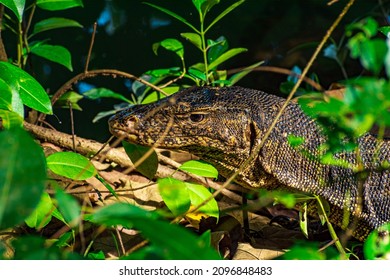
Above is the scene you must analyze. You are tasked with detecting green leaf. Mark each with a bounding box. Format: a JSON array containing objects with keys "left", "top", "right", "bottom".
[
  {"left": 142, "top": 86, "right": 180, "bottom": 104},
  {"left": 31, "top": 17, "right": 83, "bottom": 37},
  {"left": 143, "top": 2, "right": 198, "bottom": 33},
  {"left": 181, "top": 32, "right": 202, "bottom": 50},
  {"left": 0, "top": 78, "right": 12, "bottom": 111},
  {"left": 0, "top": 128, "right": 47, "bottom": 229},
  {"left": 25, "top": 192, "right": 53, "bottom": 229},
  {"left": 208, "top": 47, "right": 247, "bottom": 70},
  {"left": 153, "top": 38, "right": 184, "bottom": 60},
  {"left": 379, "top": 26, "right": 390, "bottom": 37},
  {"left": 122, "top": 142, "right": 158, "bottom": 180},
  {"left": 188, "top": 67, "right": 207, "bottom": 81},
  {"left": 82, "top": 87, "right": 132, "bottom": 103},
  {"left": 30, "top": 43, "right": 73, "bottom": 71},
  {"left": 179, "top": 160, "right": 218, "bottom": 178},
  {"left": 1, "top": 0, "right": 25, "bottom": 22},
  {"left": 54, "top": 187, "right": 81, "bottom": 227},
  {"left": 91, "top": 203, "right": 220, "bottom": 260},
  {"left": 207, "top": 36, "right": 228, "bottom": 63},
  {"left": 359, "top": 39, "right": 387, "bottom": 75},
  {"left": 229, "top": 61, "right": 263, "bottom": 85},
  {"left": 55, "top": 91, "right": 83, "bottom": 111},
  {"left": 185, "top": 182, "right": 219, "bottom": 218},
  {"left": 0, "top": 62, "right": 52, "bottom": 114},
  {"left": 158, "top": 177, "right": 191, "bottom": 216},
  {"left": 364, "top": 223, "right": 390, "bottom": 260},
  {"left": 36, "top": 0, "right": 83, "bottom": 11},
  {"left": 205, "top": 0, "right": 245, "bottom": 33},
  {"left": 0, "top": 109, "right": 23, "bottom": 129},
  {"left": 192, "top": 0, "right": 219, "bottom": 18},
  {"left": 346, "top": 17, "right": 378, "bottom": 38},
  {"left": 46, "top": 151, "right": 97, "bottom": 180}
]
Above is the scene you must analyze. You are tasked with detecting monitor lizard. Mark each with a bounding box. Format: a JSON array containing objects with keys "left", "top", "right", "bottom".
[{"left": 108, "top": 86, "right": 390, "bottom": 240}]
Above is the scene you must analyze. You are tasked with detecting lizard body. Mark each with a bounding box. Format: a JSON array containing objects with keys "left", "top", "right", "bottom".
[{"left": 109, "top": 86, "right": 390, "bottom": 240}]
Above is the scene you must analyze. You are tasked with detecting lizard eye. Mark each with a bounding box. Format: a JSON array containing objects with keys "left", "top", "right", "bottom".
[{"left": 189, "top": 113, "right": 205, "bottom": 123}]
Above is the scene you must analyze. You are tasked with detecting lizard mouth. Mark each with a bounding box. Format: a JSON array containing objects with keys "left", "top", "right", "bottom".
[{"left": 108, "top": 116, "right": 139, "bottom": 143}]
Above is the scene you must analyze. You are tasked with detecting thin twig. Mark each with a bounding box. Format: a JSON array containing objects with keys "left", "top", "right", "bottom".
[{"left": 85, "top": 22, "right": 97, "bottom": 73}]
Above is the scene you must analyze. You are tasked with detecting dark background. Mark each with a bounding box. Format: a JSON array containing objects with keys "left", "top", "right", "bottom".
[{"left": 4, "top": 0, "right": 387, "bottom": 141}]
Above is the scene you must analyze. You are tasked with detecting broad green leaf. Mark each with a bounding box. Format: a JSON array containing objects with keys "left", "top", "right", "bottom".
[
  {"left": 179, "top": 160, "right": 218, "bottom": 178},
  {"left": 229, "top": 61, "right": 263, "bottom": 85},
  {"left": 208, "top": 47, "right": 247, "bottom": 69},
  {"left": 379, "top": 26, "right": 390, "bottom": 37},
  {"left": 205, "top": 0, "right": 245, "bottom": 33},
  {"left": 144, "top": 2, "right": 198, "bottom": 33},
  {"left": 207, "top": 36, "right": 228, "bottom": 63},
  {"left": 142, "top": 86, "right": 179, "bottom": 104},
  {"left": 185, "top": 182, "right": 219, "bottom": 218},
  {"left": 153, "top": 38, "right": 184, "bottom": 60},
  {"left": 364, "top": 223, "right": 390, "bottom": 260},
  {"left": 30, "top": 43, "right": 73, "bottom": 71},
  {"left": 0, "top": 128, "right": 46, "bottom": 229},
  {"left": 188, "top": 67, "right": 207, "bottom": 81},
  {"left": 0, "top": 61, "right": 52, "bottom": 114},
  {"left": 0, "top": 78, "right": 12, "bottom": 110},
  {"left": 122, "top": 142, "right": 158, "bottom": 180},
  {"left": 91, "top": 203, "right": 220, "bottom": 260},
  {"left": 83, "top": 87, "right": 131, "bottom": 103},
  {"left": 1, "top": 0, "right": 25, "bottom": 22},
  {"left": 0, "top": 109, "right": 23, "bottom": 128},
  {"left": 25, "top": 192, "right": 53, "bottom": 229},
  {"left": 36, "top": 0, "right": 83, "bottom": 11},
  {"left": 158, "top": 177, "right": 191, "bottom": 216},
  {"left": 55, "top": 91, "right": 83, "bottom": 111},
  {"left": 54, "top": 187, "right": 81, "bottom": 227},
  {"left": 31, "top": 17, "right": 83, "bottom": 37},
  {"left": 346, "top": 17, "right": 378, "bottom": 38},
  {"left": 181, "top": 32, "right": 202, "bottom": 50},
  {"left": 359, "top": 39, "right": 387, "bottom": 75},
  {"left": 46, "top": 151, "right": 97, "bottom": 180},
  {"left": 146, "top": 67, "right": 181, "bottom": 78},
  {"left": 192, "top": 0, "right": 219, "bottom": 18}
]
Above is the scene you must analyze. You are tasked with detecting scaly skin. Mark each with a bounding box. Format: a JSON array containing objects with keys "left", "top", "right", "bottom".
[{"left": 109, "top": 86, "right": 390, "bottom": 240}]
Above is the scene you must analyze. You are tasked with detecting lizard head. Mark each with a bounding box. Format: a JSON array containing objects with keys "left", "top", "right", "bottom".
[{"left": 108, "top": 86, "right": 263, "bottom": 159}]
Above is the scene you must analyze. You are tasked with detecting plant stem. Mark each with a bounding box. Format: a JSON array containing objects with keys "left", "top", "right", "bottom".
[
  {"left": 17, "top": 21, "right": 23, "bottom": 67},
  {"left": 200, "top": 19, "right": 209, "bottom": 85},
  {"left": 315, "top": 195, "right": 347, "bottom": 258}
]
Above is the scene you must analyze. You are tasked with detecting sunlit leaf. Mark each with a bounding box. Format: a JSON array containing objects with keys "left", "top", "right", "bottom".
[
  {"left": 36, "top": 0, "right": 83, "bottom": 11},
  {"left": 179, "top": 160, "right": 218, "bottom": 178},
  {"left": 0, "top": 109, "right": 23, "bottom": 129},
  {"left": 153, "top": 38, "right": 184, "bottom": 60},
  {"left": 0, "top": 128, "right": 46, "bottom": 229},
  {"left": 46, "top": 151, "right": 97, "bottom": 180},
  {"left": 185, "top": 182, "right": 218, "bottom": 218},
  {"left": 25, "top": 192, "right": 53, "bottom": 229},
  {"left": 192, "top": 0, "right": 219, "bottom": 19},
  {"left": 30, "top": 43, "right": 73, "bottom": 71},
  {"left": 31, "top": 17, "right": 83, "bottom": 37},
  {"left": 1, "top": 0, "right": 25, "bottom": 22},
  {"left": 181, "top": 32, "right": 202, "bottom": 50},
  {"left": 158, "top": 177, "right": 191, "bottom": 216},
  {"left": 0, "top": 62, "right": 52, "bottom": 114}
]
